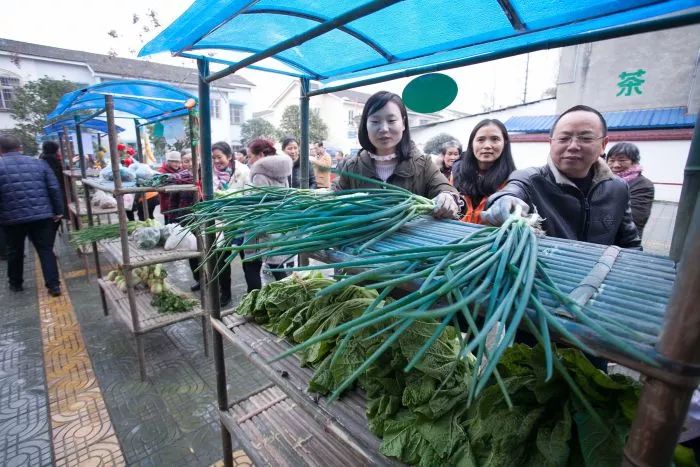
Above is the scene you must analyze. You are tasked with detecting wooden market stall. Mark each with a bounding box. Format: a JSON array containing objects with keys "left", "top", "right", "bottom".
[
  {"left": 46, "top": 80, "right": 207, "bottom": 380},
  {"left": 140, "top": 1, "right": 700, "bottom": 465}
]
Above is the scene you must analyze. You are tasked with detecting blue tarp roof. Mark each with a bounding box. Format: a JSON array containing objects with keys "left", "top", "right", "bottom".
[
  {"left": 43, "top": 118, "right": 125, "bottom": 135},
  {"left": 47, "top": 80, "right": 197, "bottom": 123},
  {"left": 505, "top": 107, "right": 698, "bottom": 133},
  {"left": 140, "top": 0, "right": 700, "bottom": 87}
]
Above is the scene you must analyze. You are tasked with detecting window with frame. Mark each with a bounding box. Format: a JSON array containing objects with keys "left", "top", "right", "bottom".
[
  {"left": 211, "top": 98, "right": 221, "bottom": 119},
  {"left": 0, "top": 76, "right": 20, "bottom": 111},
  {"left": 229, "top": 104, "right": 243, "bottom": 125}
]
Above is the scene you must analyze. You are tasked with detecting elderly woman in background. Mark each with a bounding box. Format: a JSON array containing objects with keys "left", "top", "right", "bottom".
[
  {"left": 439, "top": 139, "right": 462, "bottom": 181},
  {"left": 451, "top": 119, "right": 516, "bottom": 224},
  {"left": 606, "top": 142, "right": 654, "bottom": 238}
]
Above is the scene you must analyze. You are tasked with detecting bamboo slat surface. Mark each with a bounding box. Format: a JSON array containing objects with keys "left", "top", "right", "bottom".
[
  {"left": 311, "top": 217, "right": 691, "bottom": 379},
  {"left": 220, "top": 315, "right": 403, "bottom": 466},
  {"left": 68, "top": 201, "right": 118, "bottom": 217},
  {"left": 98, "top": 278, "right": 203, "bottom": 333},
  {"left": 222, "top": 384, "right": 378, "bottom": 467},
  {"left": 82, "top": 178, "right": 197, "bottom": 194},
  {"left": 101, "top": 239, "right": 200, "bottom": 268}
]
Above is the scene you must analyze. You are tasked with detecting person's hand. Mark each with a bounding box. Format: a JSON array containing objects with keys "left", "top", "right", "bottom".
[
  {"left": 52, "top": 215, "right": 62, "bottom": 222},
  {"left": 432, "top": 192, "right": 460, "bottom": 219},
  {"left": 480, "top": 195, "right": 529, "bottom": 226}
]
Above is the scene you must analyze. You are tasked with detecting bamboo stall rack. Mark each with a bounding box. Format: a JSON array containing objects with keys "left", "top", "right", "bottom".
[{"left": 45, "top": 81, "right": 208, "bottom": 380}]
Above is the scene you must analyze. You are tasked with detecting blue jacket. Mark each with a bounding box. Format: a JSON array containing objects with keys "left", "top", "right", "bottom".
[{"left": 0, "top": 152, "right": 64, "bottom": 225}]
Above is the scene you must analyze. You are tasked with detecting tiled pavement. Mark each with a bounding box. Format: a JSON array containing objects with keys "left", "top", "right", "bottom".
[
  {"left": 1, "top": 229, "right": 266, "bottom": 466},
  {"left": 0, "top": 201, "right": 679, "bottom": 466}
]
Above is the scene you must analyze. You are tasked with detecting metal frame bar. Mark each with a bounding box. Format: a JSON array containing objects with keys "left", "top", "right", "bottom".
[
  {"left": 73, "top": 116, "right": 108, "bottom": 315},
  {"left": 203, "top": 0, "right": 402, "bottom": 83},
  {"left": 180, "top": 52, "right": 306, "bottom": 78},
  {"left": 242, "top": 8, "right": 395, "bottom": 61},
  {"left": 191, "top": 44, "right": 320, "bottom": 77},
  {"left": 496, "top": 0, "right": 526, "bottom": 31},
  {"left": 197, "top": 58, "right": 233, "bottom": 467}
]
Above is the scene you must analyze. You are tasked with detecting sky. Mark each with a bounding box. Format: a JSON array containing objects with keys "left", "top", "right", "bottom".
[{"left": 4, "top": 1, "right": 561, "bottom": 114}]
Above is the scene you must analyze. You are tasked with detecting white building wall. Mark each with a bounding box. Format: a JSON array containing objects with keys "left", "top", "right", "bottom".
[{"left": 411, "top": 99, "right": 557, "bottom": 150}]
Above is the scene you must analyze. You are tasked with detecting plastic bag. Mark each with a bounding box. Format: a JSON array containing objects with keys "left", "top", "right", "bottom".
[
  {"left": 164, "top": 225, "right": 197, "bottom": 251},
  {"left": 133, "top": 162, "right": 157, "bottom": 183},
  {"left": 100, "top": 165, "right": 114, "bottom": 181},
  {"left": 132, "top": 227, "right": 161, "bottom": 249},
  {"left": 100, "top": 164, "right": 135, "bottom": 182},
  {"left": 99, "top": 194, "right": 117, "bottom": 209},
  {"left": 159, "top": 224, "right": 175, "bottom": 246},
  {"left": 92, "top": 189, "right": 108, "bottom": 207}
]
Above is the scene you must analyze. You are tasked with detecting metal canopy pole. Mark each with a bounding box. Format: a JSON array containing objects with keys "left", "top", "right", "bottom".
[
  {"left": 135, "top": 119, "right": 144, "bottom": 163},
  {"left": 204, "top": 0, "right": 402, "bottom": 83},
  {"left": 74, "top": 117, "right": 106, "bottom": 294},
  {"left": 670, "top": 113, "right": 700, "bottom": 262},
  {"left": 624, "top": 193, "right": 700, "bottom": 466},
  {"left": 134, "top": 120, "right": 149, "bottom": 220},
  {"left": 299, "top": 78, "right": 310, "bottom": 190},
  {"left": 198, "top": 58, "right": 232, "bottom": 467}
]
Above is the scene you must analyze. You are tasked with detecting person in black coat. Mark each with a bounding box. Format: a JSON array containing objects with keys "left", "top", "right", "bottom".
[
  {"left": 606, "top": 142, "right": 655, "bottom": 238},
  {"left": 39, "top": 141, "right": 68, "bottom": 219},
  {"left": 482, "top": 105, "right": 641, "bottom": 249},
  {"left": 0, "top": 135, "right": 64, "bottom": 296},
  {"left": 281, "top": 136, "right": 317, "bottom": 188}
]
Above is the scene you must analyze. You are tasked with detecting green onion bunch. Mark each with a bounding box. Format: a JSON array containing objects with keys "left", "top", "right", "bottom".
[
  {"left": 273, "top": 208, "right": 656, "bottom": 408},
  {"left": 181, "top": 173, "right": 435, "bottom": 270},
  {"left": 69, "top": 220, "right": 153, "bottom": 247}
]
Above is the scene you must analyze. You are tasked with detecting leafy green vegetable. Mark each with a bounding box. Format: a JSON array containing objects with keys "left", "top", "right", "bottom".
[{"left": 235, "top": 277, "right": 644, "bottom": 467}]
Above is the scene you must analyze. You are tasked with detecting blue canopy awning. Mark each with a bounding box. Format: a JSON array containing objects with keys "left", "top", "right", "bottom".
[
  {"left": 43, "top": 118, "right": 125, "bottom": 135},
  {"left": 47, "top": 80, "right": 197, "bottom": 123},
  {"left": 140, "top": 0, "right": 700, "bottom": 88},
  {"left": 505, "top": 107, "right": 698, "bottom": 133}
]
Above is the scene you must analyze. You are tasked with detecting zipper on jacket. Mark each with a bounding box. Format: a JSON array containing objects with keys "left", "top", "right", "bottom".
[{"left": 582, "top": 197, "right": 590, "bottom": 239}]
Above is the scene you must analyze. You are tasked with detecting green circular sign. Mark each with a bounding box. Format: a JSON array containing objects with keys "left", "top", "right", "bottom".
[{"left": 402, "top": 73, "right": 458, "bottom": 113}]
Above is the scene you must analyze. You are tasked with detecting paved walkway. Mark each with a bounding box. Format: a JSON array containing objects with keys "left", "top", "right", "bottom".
[{"left": 1, "top": 230, "right": 266, "bottom": 466}]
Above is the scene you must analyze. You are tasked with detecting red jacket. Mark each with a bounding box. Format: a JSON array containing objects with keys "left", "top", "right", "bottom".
[{"left": 157, "top": 162, "right": 181, "bottom": 222}]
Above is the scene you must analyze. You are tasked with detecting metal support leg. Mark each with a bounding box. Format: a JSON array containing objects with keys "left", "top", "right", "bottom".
[{"left": 201, "top": 315, "right": 210, "bottom": 358}]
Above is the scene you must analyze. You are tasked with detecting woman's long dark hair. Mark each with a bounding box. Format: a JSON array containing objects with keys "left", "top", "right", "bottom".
[
  {"left": 358, "top": 91, "right": 412, "bottom": 162},
  {"left": 453, "top": 119, "right": 515, "bottom": 198},
  {"left": 40, "top": 140, "right": 59, "bottom": 159}
]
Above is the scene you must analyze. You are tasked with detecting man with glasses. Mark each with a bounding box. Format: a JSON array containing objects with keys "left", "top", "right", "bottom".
[{"left": 481, "top": 105, "right": 640, "bottom": 248}]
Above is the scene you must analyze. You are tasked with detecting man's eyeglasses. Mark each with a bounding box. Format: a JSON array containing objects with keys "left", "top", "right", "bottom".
[{"left": 550, "top": 135, "right": 605, "bottom": 145}]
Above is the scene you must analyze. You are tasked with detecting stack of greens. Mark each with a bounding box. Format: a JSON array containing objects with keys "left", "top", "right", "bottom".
[
  {"left": 235, "top": 277, "right": 641, "bottom": 467},
  {"left": 70, "top": 219, "right": 156, "bottom": 247},
  {"left": 181, "top": 176, "right": 435, "bottom": 270}
]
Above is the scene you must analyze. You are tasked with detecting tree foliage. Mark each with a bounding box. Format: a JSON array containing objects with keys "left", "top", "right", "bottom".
[
  {"left": 240, "top": 118, "right": 279, "bottom": 145},
  {"left": 278, "top": 105, "right": 329, "bottom": 143},
  {"left": 423, "top": 133, "right": 460, "bottom": 156},
  {"left": 9, "top": 77, "right": 81, "bottom": 155}
]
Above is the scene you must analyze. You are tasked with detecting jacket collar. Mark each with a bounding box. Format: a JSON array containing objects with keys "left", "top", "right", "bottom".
[
  {"left": 1, "top": 151, "right": 23, "bottom": 157},
  {"left": 250, "top": 154, "right": 293, "bottom": 181},
  {"left": 547, "top": 156, "right": 614, "bottom": 188},
  {"left": 357, "top": 144, "right": 421, "bottom": 179}
]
